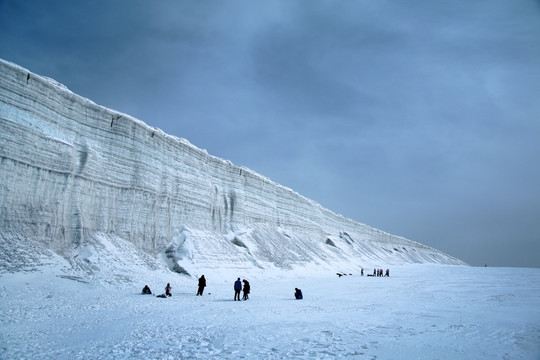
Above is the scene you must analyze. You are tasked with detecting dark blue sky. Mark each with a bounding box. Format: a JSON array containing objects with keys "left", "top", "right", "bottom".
[{"left": 1, "top": 0, "right": 539, "bottom": 267}]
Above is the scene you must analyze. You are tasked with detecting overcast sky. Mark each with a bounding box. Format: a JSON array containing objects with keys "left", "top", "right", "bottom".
[{"left": 1, "top": 0, "right": 539, "bottom": 267}]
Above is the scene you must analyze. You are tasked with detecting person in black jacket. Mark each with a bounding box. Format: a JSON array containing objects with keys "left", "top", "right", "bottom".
[
  {"left": 141, "top": 285, "right": 152, "bottom": 295},
  {"left": 197, "top": 275, "right": 206, "bottom": 296},
  {"left": 242, "top": 279, "right": 250, "bottom": 300},
  {"left": 234, "top": 278, "right": 242, "bottom": 301}
]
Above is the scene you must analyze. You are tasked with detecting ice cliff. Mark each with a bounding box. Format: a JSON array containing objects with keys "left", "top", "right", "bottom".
[{"left": 0, "top": 59, "right": 465, "bottom": 276}]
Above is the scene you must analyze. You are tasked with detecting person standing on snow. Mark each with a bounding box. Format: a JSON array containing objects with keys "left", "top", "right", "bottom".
[
  {"left": 242, "top": 279, "right": 250, "bottom": 300},
  {"left": 234, "top": 278, "right": 242, "bottom": 301},
  {"left": 197, "top": 275, "right": 206, "bottom": 296}
]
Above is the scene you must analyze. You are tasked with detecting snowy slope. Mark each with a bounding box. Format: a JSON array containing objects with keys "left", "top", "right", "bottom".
[{"left": 0, "top": 58, "right": 464, "bottom": 278}]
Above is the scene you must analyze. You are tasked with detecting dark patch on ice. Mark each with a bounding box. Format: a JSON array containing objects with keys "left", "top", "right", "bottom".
[
  {"left": 229, "top": 192, "right": 235, "bottom": 216},
  {"left": 57, "top": 275, "right": 90, "bottom": 283},
  {"left": 341, "top": 231, "right": 354, "bottom": 242},
  {"left": 231, "top": 238, "right": 248, "bottom": 250},
  {"left": 172, "top": 263, "right": 190, "bottom": 276},
  {"left": 110, "top": 115, "right": 120, "bottom": 127},
  {"left": 78, "top": 151, "right": 88, "bottom": 173},
  {"left": 325, "top": 238, "right": 337, "bottom": 247},
  {"left": 339, "top": 231, "right": 354, "bottom": 245}
]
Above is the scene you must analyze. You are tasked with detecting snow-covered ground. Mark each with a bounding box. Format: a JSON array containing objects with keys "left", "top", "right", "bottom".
[{"left": 1, "top": 253, "right": 539, "bottom": 360}]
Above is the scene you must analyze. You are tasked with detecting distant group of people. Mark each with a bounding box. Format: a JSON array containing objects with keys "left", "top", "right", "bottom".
[
  {"left": 335, "top": 268, "right": 390, "bottom": 277},
  {"left": 357, "top": 268, "right": 390, "bottom": 277},
  {"left": 362, "top": 268, "right": 389, "bottom": 277},
  {"left": 141, "top": 276, "right": 258, "bottom": 301},
  {"left": 143, "top": 267, "right": 394, "bottom": 301},
  {"left": 141, "top": 275, "right": 305, "bottom": 301}
]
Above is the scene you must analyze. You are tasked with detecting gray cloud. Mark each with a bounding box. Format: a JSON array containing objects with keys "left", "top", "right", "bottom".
[{"left": 1, "top": 0, "right": 539, "bottom": 267}]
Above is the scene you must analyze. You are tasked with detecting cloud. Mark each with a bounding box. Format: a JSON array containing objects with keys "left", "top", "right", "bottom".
[{"left": 1, "top": 0, "right": 540, "bottom": 267}]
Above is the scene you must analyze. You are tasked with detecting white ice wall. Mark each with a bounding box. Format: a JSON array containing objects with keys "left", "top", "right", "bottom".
[{"left": 0, "top": 59, "right": 464, "bottom": 273}]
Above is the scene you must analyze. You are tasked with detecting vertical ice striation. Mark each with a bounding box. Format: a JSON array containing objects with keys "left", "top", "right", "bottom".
[{"left": 0, "top": 59, "right": 465, "bottom": 274}]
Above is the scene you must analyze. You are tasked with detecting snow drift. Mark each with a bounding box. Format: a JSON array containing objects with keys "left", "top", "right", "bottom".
[
  {"left": 2, "top": 260, "right": 540, "bottom": 360},
  {"left": 0, "top": 59, "right": 464, "bottom": 277}
]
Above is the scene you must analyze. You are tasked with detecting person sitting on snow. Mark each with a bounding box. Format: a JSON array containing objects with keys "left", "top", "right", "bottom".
[
  {"left": 294, "top": 288, "right": 303, "bottom": 300},
  {"left": 165, "top": 283, "right": 172, "bottom": 297},
  {"left": 141, "top": 285, "right": 152, "bottom": 295}
]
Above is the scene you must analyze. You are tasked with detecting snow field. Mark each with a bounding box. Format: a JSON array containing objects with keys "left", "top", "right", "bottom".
[{"left": 1, "top": 263, "right": 539, "bottom": 359}]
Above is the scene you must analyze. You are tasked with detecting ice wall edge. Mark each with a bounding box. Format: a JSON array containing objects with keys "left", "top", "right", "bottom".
[{"left": 0, "top": 59, "right": 465, "bottom": 274}]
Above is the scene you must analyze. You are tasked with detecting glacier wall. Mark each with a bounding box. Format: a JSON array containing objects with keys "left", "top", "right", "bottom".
[{"left": 0, "top": 59, "right": 464, "bottom": 275}]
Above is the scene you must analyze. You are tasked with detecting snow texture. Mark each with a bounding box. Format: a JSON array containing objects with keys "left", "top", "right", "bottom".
[
  {"left": 0, "top": 58, "right": 463, "bottom": 277},
  {"left": 0, "top": 246, "right": 538, "bottom": 360}
]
